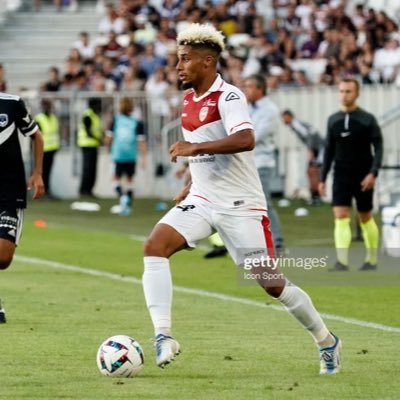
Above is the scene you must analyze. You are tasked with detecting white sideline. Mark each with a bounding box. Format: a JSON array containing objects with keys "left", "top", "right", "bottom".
[{"left": 15, "top": 255, "right": 400, "bottom": 334}]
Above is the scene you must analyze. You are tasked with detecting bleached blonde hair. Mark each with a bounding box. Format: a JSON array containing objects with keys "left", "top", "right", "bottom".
[{"left": 177, "top": 23, "right": 225, "bottom": 53}]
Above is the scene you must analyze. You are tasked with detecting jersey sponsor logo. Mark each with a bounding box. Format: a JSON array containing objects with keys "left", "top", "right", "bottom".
[
  {"left": 225, "top": 92, "right": 240, "bottom": 102},
  {"left": 177, "top": 204, "right": 195, "bottom": 212},
  {"left": 340, "top": 131, "right": 351, "bottom": 137},
  {"left": 199, "top": 106, "right": 208, "bottom": 122},
  {"left": 204, "top": 99, "right": 216, "bottom": 107},
  {"left": 0, "top": 114, "right": 8, "bottom": 127}
]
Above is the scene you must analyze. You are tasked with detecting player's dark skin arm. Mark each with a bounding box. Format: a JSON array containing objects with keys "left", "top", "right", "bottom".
[
  {"left": 28, "top": 131, "right": 45, "bottom": 199},
  {"left": 169, "top": 129, "right": 255, "bottom": 162}
]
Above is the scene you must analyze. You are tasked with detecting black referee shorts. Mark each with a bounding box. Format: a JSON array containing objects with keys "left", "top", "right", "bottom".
[{"left": 332, "top": 177, "right": 373, "bottom": 212}]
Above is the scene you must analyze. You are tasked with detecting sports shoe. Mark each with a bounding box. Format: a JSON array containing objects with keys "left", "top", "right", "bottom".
[
  {"left": 329, "top": 261, "right": 349, "bottom": 272},
  {"left": 0, "top": 300, "right": 6, "bottom": 324},
  {"left": 319, "top": 333, "right": 342, "bottom": 374},
  {"left": 155, "top": 334, "right": 181, "bottom": 368},
  {"left": 359, "top": 262, "right": 377, "bottom": 271},
  {"left": 204, "top": 245, "right": 227, "bottom": 259}
]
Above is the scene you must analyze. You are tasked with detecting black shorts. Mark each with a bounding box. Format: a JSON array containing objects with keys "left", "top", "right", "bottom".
[
  {"left": 332, "top": 178, "right": 373, "bottom": 212},
  {"left": 115, "top": 162, "right": 136, "bottom": 178},
  {"left": 0, "top": 208, "right": 24, "bottom": 245}
]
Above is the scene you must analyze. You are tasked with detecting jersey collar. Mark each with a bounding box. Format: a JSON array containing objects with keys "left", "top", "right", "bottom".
[{"left": 192, "top": 74, "right": 224, "bottom": 102}]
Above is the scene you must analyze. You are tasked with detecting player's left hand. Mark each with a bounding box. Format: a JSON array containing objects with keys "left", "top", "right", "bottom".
[
  {"left": 27, "top": 172, "right": 45, "bottom": 199},
  {"left": 360, "top": 173, "right": 376, "bottom": 192},
  {"left": 169, "top": 141, "right": 197, "bottom": 162}
]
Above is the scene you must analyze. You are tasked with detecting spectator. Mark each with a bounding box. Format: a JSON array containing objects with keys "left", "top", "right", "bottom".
[
  {"left": 373, "top": 37, "right": 400, "bottom": 83},
  {"left": 98, "top": 3, "right": 125, "bottom": 35},
  {"left": 73, "top": 32, "right": 95, "bottom": 61},
  {"left": 298, "top": 27, "right": 321, "bottom": 59},
  {"left": 145, "top": 67, "right": 170, "bottom": 122},
  {"left": 139, "top": 43, "right": 166, "bottom": 77},
  {"left": 103, "top": 31, "right": 125, "bottom": 59},
  {"left": 41, "top": 66, "right": 61, "bottom": 92},
  {"left": 132, "top": 14, "right": 157, "bottom": 46}
]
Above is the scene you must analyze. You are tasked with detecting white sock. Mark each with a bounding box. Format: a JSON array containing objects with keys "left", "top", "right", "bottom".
[
  {"left": 142, "top": 256, "right": 172, "bottom": 336},
  {"left": 278, "top": 282, "right": 332, "bottom": 346}
]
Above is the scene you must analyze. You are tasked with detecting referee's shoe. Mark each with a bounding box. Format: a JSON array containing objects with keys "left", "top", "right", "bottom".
[{"left": 359, "top": 262, "right": 377, "bottom": 271}]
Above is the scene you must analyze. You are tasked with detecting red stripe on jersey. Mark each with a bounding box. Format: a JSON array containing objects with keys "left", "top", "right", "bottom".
[
  {"left": 193, "top": 194, "right": 211, "bottom": 202},
  {"left": 181, "top": 91, "right": 223, "bottom": 132},
  {"left": 261, "top": 215, "right": 275, "bottom": 258},
  {"left": 249, "top": 208, "right": 267, "bottom": 212}
]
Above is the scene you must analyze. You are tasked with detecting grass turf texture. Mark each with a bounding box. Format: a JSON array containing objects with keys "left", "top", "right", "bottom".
[{"left": 0, "top": 198, "right": 399, "bottom": 399}]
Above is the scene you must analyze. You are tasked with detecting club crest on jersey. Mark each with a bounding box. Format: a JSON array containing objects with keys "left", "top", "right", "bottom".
[
  {"left": 0, "top": 114, "right": 8, "bottom": 127},
  {"left": 199, "top": 106, "right": 208, "bottom": 122}
]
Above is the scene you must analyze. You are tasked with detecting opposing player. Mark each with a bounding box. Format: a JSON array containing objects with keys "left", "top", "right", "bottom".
[
  {"left": 142, "top": 24, "right": 341, "bottom": 374},
  {"left": 0, "top": 92, "right": 45, "bottom": 322}
]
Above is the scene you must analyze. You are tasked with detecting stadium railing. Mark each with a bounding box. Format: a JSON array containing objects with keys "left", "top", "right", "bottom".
[{"left": 20, "top": 86, "right": 400, "bottom": 199}]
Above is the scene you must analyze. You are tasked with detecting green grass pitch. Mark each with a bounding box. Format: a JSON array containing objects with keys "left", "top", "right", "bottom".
[{"left": 0, "top": 198, "right": 399, "bottom": 399}]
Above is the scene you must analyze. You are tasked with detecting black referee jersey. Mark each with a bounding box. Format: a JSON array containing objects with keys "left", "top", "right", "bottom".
[
  {"left": 321, "top": 107, "right": 383, "bottom": 182},
  {"left": 0, "top": 93, "right": 38, "bottom": 208}
]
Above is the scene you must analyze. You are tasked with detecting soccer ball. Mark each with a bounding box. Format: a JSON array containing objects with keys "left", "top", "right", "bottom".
[{"left": 96, "top": 335, "right": 144, "bottom": 377}]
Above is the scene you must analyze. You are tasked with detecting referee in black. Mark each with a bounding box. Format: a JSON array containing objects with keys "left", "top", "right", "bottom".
[
  {"left": 0, "top": 93, "right": 45, "bottom": 322},
  {"left": 319, "top": 78, "right": 383, "bottom": 271}
]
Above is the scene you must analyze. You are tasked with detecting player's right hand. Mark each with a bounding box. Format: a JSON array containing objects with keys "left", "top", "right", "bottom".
[{"left": 169, "top": 141, "right": 197, "bottom": 162}]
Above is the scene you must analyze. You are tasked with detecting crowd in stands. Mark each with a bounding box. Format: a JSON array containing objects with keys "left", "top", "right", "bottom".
[{"left": 39, "top": 0, "right": 400, "bottom": 95}]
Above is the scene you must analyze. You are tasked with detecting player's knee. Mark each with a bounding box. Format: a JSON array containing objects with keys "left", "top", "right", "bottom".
[
  {"left": 265, "top": 285, "right": 284, "bottom": 298},
  {"left": 0, "top": 256, "right": 13, "bottom": 270},
  {"left": 143, "top": 237, "right": 167, "bottom": 257}
]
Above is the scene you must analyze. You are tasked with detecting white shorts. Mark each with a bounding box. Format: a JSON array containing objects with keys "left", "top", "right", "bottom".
[{"left": 158, "top": 195, "right": 274, "bottom": 265}]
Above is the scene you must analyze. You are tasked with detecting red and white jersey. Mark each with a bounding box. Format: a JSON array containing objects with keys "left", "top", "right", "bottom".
[{"left": 181, "top": 74, "right": 267, "bottom": 211}]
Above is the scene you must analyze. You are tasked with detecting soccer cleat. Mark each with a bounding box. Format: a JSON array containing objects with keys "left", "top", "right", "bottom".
[
  {"left": 319, "top": 333, "right": 342, "bottom": 374},
  {"left": 204, "top": 245, "right": 228, "bottom": 259},
  {"left": 155, "top": 334, "right": 181, "bottom": 368},
  {"left": 329, "top": 261, "right": 349, "bottom": 272},
  {"left": 359, "top": 262, "right": 377, "bottom": 271},
  {"left": 0, "top": 300, "right": 6, "bottom": 324}
]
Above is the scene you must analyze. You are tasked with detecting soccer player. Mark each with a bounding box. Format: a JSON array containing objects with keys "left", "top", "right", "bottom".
[
  {"left": 282, "top": 109, "right": 325, "bottom": 205},
  {"left": 106, "top": 97, "right": 147, "bottom": 216},
  {"left": 319, "top": 78, "right": 383, "bottom": 271},
  {"left": 142, "top": 23, "right": 341, "bottom": 374},
  {"left": 0, "top": 92, "right": 45, "bottom": 322}
]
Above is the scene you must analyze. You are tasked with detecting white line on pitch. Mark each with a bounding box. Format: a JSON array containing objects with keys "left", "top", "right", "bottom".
[{"left": 15, "top": 255, "right": 400, "bottom": 334}]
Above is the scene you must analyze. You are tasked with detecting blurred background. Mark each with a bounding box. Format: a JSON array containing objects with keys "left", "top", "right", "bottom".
[{"left": 0, "top": 0, "right": 399, "bottom": 204}]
